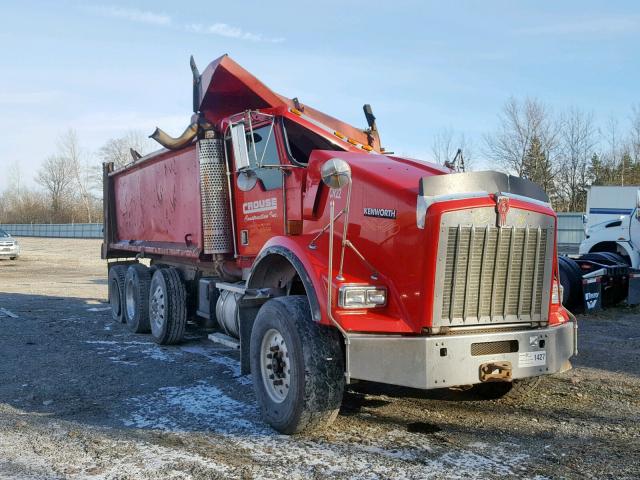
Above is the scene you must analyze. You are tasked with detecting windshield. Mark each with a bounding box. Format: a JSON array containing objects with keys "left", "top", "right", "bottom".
[{"left": 0, "top": 229, "right": 9, "bottom": 237}]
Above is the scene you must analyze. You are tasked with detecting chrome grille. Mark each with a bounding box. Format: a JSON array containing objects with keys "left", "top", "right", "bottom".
[
  {"left": 198, "top": 138, "right": 232, "bottom": 254},
  {"left": 437, "top": 219, "right": 553, "bottom": 326}
]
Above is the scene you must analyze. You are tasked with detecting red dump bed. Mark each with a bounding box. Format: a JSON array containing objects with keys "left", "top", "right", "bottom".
[{"left": 108, "top": 145, "right": 203, "bottom": 258}]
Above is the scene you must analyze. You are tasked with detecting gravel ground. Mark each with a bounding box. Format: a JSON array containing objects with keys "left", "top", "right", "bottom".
[{"left": 0, "top": 237, "right": 638, "bottom": 479}]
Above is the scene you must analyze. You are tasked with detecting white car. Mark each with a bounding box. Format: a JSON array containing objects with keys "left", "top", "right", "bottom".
[{"left": 0, "top": 228, "right": 20, "bottom": 260}]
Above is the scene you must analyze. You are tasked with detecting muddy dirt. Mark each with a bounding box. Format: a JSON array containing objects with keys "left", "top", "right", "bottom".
[{"left": 0, "top": 237, "right": 638, "bottom": 479}]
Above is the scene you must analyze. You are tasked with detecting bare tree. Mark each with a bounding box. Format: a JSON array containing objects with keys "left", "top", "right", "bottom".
[
  {"left": 35, "top": 155, "right": 75, "bottom": 219},
  {"left": 7, "top": 161, "right": 22, "bottom": 195},
  {"left": 629, "top": 104, "right": 640, "bottom": 163},
  {"left": 431, "top": 128, "right": 474, "bottom": 171},
  {"left": 557, "top": 108, "right": 597, "bottom": 211},
  {"left": 58, "top": 129, "right": 99, "bottom": 223},
  {"left": 484, "top": 97, "right": 559, "bottom": 176},
  {"left": 98, "top": 130, "right": 155, "bottom": 169},
  {"left": 431, "top": 128, "right": 455, "bottom": 165},
  {"left": 603, "top": 116, "right": 624, "bottom": 185}
]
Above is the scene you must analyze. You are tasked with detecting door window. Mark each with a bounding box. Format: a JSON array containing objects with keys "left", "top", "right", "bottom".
[{"left": 247, "top": 125, "right": 282, "bottom": 190}]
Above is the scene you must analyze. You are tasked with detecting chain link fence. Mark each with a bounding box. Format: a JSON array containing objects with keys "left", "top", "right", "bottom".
[
  {"left": 0, "top": 216, "right": 585, "bottom": 246},
  {"left": 0, "top": 223, "right": 103, "bottom": 239}
]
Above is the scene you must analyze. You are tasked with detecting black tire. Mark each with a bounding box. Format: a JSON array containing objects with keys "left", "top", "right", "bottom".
[
  {"left": 9, "top": 257, "right": 16, "bottom": 260},
  {"left": 558, "top": 256, "right": 582, "bottom": 309},
  {"left": 473, "top": 376, "right": 542, "bottom": 402},
  {"left": 579, "top": 252, "right": 612, "bottom": 264},
  {"left": 558, "top": 260, "right": 573, "bottom": 306},
  {"left": 108, "top": 265, "right": 128, "bottom": 323},
  {"left": 124, "top": 264, "right": 152, "bottom": 333},
  {"left": 600, "top": 252, "right": 630, "bottom": 266},
  {"left": 250, "top": 296, "right": 345, "bottom": 434},
  {"left": 148, "top": 267, "right": 187, "bottom": 345}
]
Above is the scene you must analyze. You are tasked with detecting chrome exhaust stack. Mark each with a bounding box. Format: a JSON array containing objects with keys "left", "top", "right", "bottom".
[
  {"left": 149, "top": 112, "right": 213, "bottom": 151},
  {"left": 149, "top": 122, "right": 199, "bottom": 150}
]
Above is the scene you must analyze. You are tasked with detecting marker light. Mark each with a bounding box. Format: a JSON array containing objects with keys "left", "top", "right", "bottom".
[{"left": 552, "top": 279, "right": 561, "bottom": 304}]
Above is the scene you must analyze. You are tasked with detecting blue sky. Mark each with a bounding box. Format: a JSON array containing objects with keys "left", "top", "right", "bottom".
[{"left": 1, "top": 0, "right": 639, "bottom": 190}]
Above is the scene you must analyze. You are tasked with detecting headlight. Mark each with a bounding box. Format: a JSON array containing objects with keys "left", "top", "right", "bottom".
[{"left": 338, "top": 285, "right": 387, "bottom": 309}]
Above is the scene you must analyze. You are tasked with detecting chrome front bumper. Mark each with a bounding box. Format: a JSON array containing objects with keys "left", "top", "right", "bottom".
[{"left": 348, "top": 321, "right": 576, "bottom": 389}]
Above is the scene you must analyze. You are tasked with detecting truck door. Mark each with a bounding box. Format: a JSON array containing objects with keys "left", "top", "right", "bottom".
[{"left": 228, "top": 115, "right": 285, "bottom": 257}]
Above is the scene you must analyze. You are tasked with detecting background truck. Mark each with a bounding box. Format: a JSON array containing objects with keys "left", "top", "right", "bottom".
[
  {"left": 580, "top": 185, "right": 640, "bottom": 266},
  {"left": 103, "top": 54, "right": 577, "bottom": 434},
  {"left": 558, "top": 185, "right": 640, "bottom": 311}
]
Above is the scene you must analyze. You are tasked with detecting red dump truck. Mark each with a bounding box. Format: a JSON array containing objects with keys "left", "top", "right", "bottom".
[{"left": 103, "top": 54, "right": 577, "bottom": 434}]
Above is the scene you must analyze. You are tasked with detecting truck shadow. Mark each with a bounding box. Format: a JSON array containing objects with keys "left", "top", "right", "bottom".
[{"left": 0, "top": 291, "right": 638, "bottom": 442}]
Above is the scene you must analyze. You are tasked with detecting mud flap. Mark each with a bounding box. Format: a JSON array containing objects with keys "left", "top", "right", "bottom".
[
  {"left": 627, "top": 269, "right": 640, "bottom": 305},
  {"left": 582, "top": 268, "right": 605, "bottom": 313}
]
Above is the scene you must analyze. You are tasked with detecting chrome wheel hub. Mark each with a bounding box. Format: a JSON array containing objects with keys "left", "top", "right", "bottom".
[
  {"left": 260, "top": 329, "right": 290, "bottom": 403},
  {"left": 150, "top": 285, "right": 165, "bottom": 335}
]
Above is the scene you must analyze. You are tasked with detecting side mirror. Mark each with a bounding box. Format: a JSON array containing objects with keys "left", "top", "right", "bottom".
[
  {"left": 321, "top": 158, "right": 351, "bottom": 189},
  {"left": 230, "top": 122, "right": 251, "bottom": 171}
]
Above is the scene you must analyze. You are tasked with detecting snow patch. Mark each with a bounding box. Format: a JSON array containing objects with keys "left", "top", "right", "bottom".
[
  {"left": 180, "top": 345, "right": 252, "bottom": 385},
  {"left": 86, "top": 307, "right": 112, "bottom": 312},
  {"left": 124, "top": 382, "right": 268, "bottom": 435},
  {"left": 121, "top": 381, "right": 533, "bottom": 479},
  {"left": 0, "top": 307, "right": 19, "bottom": 318},
  {"left": 86, "top": 339, "right": 176, "bottom": 364}
]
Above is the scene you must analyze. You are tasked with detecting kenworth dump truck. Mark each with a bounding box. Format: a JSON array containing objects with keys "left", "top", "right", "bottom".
[{"left": 103, "top": 54, "right": 577, "bottom": 434}]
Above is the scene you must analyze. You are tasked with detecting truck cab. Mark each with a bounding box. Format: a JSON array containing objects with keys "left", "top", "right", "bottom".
[{"left": 579, "top": 185, "right": 640, "bottom": 267}]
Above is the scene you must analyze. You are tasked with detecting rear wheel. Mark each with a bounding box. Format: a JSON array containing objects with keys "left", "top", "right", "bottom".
[
  {"left": 124, "top": 264, "right": 152, "bottom": 333},
  {"left": 250, "top": 296, "right": 345, "bottom": 434},
  {"left": 149, "top": 267, "right": 187, "bottom": 345},
  {"left": 473, "top": 376, "right": 542, "bottom": 402},
  {"left": 108, "top": 265, "right": 128, "bottom": 323}
]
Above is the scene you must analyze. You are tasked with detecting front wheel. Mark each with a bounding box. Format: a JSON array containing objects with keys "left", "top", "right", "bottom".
[{"left": 250, "top": 296, "right": 345, "bottom": 434}]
